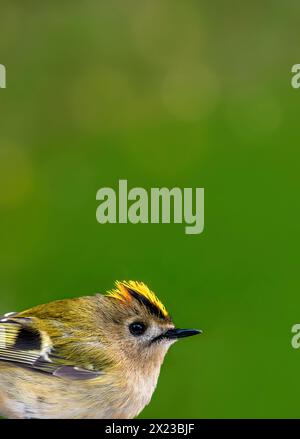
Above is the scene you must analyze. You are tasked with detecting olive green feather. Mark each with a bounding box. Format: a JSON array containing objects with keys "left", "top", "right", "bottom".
[{"left": 0, "top": 296, "right": 113, "bottom": 380}]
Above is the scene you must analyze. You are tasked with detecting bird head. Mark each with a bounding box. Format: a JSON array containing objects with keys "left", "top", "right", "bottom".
[{"left": 95, "top": 281, "right": 201, "bottom": 369}]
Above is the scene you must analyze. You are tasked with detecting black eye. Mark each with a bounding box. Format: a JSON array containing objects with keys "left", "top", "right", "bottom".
[{"left": 129, "top": 321, "right": 147, "bottom": 336}]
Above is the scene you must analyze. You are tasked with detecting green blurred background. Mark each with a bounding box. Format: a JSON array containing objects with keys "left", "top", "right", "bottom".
[{"left": 0, "top": 0, "right": 299, "bottom": 418}]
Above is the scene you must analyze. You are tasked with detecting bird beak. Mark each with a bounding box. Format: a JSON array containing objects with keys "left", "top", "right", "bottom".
[{"left": 164, "top": 328, "right": 202, "bottom": 340}]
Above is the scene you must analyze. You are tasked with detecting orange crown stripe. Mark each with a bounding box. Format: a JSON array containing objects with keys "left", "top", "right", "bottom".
[{"left": 107, "top": 280, "right": 169, "bottom": 319}]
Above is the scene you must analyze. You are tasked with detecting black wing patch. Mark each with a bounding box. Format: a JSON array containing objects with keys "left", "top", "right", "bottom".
[{"left": 13, "top": 327, "right": 42, "bottom": 351}]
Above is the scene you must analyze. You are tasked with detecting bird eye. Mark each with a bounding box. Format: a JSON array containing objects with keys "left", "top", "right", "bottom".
[{"left": 129, "top": 321, "right": 147, "bottom": 336}]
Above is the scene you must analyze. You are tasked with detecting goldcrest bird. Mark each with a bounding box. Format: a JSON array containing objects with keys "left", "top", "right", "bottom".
[{"left": 0, "top": 281, "right": 201, "bottom": 419}]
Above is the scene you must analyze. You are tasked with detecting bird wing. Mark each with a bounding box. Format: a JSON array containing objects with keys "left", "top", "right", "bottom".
[{"left": 0, "top": 313, "right": 103, "bottom": 380}]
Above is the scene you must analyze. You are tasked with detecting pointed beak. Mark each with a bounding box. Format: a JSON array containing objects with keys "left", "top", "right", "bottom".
[{"left": 164, "top": 328, "right": 202, "bottom": 340}]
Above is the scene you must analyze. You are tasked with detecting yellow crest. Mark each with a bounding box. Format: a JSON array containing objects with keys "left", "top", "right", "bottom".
[{"left": 107, "top": 280, "right": 169, "bottom": 320}]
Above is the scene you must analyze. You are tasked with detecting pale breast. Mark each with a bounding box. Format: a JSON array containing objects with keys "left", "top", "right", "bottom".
[{"left": 0, "top": 362, "right": 161, "bottom": 419}]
